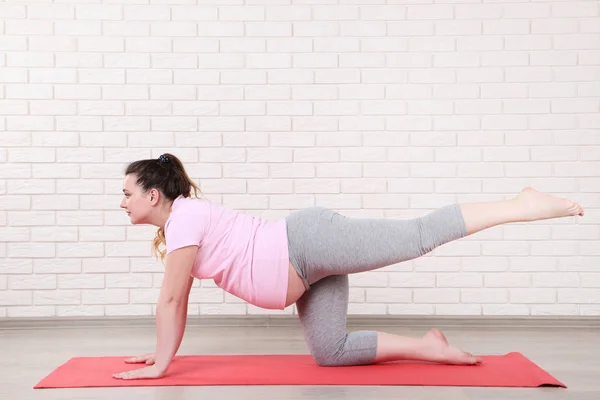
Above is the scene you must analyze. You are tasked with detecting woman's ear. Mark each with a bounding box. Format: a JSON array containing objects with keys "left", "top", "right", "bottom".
[{"left": 149, "top": 188, "right": 160, "bottom": 204}]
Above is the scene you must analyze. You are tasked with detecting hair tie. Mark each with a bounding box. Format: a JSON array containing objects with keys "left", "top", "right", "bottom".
[{"left": 158, "top": 154, "right": 170, "bottom": 163}]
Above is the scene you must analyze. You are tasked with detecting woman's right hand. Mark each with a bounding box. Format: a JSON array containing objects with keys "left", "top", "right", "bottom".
[{"left": 124, "top": 353, "right": 155, "bottom": 365}]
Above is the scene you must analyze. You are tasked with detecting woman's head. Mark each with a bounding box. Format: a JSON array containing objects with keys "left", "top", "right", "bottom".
[{"left": 121, "top": 153, "right": 201, "bottom": 260}]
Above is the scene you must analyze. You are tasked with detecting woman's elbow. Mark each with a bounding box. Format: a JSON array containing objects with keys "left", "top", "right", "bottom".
[{"left": 159, "top": 294, "right": 188, "bottom": 307}]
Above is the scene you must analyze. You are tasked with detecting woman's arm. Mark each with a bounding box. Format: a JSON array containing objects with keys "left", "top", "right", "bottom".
[
  {"left": 153, "top": 246, "right": 197, "bottom": 375},
  {"left": 113, "top": 245, "right": 198, "bottom": 380}
]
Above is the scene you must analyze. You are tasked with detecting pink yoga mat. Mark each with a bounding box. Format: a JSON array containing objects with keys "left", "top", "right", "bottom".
[{"left": 34, "top": 352, "right": 566, "bottom": 389}]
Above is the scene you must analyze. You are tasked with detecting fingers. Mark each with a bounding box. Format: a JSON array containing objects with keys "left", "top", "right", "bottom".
[
  {"left": 113, "top": 372, "right": 135, "bottom": 380},
  {"left": 125, "top": 355, "right": 152, "bottom": 364}
]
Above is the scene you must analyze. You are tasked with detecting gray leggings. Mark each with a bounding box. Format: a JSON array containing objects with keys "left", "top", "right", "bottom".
[{"left": 285, "top": 204, "right": 467, "bottom": 366}]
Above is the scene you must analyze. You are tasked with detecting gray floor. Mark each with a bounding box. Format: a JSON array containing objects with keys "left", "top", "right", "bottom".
[{"left": 2, "top": 321, "right": 599, "bottom": 400}]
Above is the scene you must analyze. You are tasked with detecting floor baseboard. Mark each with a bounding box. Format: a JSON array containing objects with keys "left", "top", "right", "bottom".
[{"left": 1, "top": 315, "right": 599, "bottom": 330}]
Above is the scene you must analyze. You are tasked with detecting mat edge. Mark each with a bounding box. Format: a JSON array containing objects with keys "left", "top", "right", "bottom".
[{"left": 3, "top": 315, "right": 600, "bottom": 330}]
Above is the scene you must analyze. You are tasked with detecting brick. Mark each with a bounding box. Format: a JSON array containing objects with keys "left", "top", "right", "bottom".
[
  {"left": 76, "top": 5, "right": 122, "bottom": 20},
  {"left": 581, "top": 18, "right": 600, "bottom": 33},
  {"left": 552, "top": 2, "right": 599, "bottom": 17},
  {"left": 123, "top": 5, "right": 170, "bottom": 20},
  {"left": 131, "top": 288, "right": 160, "bottom": 304},
  {"left": 106, "top": 274, "right": 152, "bottom": 288},
  {"left": 6, "top": 20, "right": 53, "bottom": 35},
  {"left": 389, "top": 273, "right": 435, "bottom": 288},
  {"left": 246, "top": 22, "right": 291, "bottom": 37},
  {"left": 315, "top": 194, "right": 361, "bottom": 209},
  {"left": 56, "top": 306, "right": 103, "bottom": 317},
  {"left": 127, "top": 38, "right": 172, "bottom": 52},
  {"left": 103, "top": 117, "right": 150, "bottom": 132},
  {"left": 188, "top": 22, "right": 239, "bottom": 37},
  {"left": 531, "top": 18, "right": 578, "bottom": 34},
  {"left": 266, "top": 6, "right": 311, "bottom": 20},
  {"left": 532, "top": 239, "right": 583, "bottom": 256},
  {"left": 221, "top": 38, "right": 266, "bottom": 53},
  {"left": 83, "top": 258, "right": 129, "bottom": 273},
  {"left": 432, "top": 84, "right": 479, "bottom": 99},
  {"left": 340, "top": 178, "right": 385, "bottom": 193},
  {"left": 34, "top": 259, "right": 81, "bottom": 274},
  {"left": 314, "top": 38, "right": 360, "bottom": 53},
  {"left": 294, "top": 179, "right": 339, "bottom": 194},
  {"left": 9, "top": 275, "right": 56, "bottom": 290},
  {"left": 151, "top": 53, "right": 196, "bottom": 69},
  {"left": 366, "top": 288, "right": 411, "bottom": 303},
  {"left": 223, "top": 164, "right": 268, "bottom": 178},
  {"left": 246, "top": 179, "right": 292, "bottom": 194},
  {"left": 483, "top": 20, "right": 529, "bottom": 35},
  {"left": 457, "top": 36, "right": 503, "bottom": 51},
  {"left": 247, "top": 148, "right": 292, "bottom": 163},
  {"left": 0, "top": 4, "right": 26, "bottom": 18},
  {"left": 83, "top": 289, "right": 128, "bottom": 304},
  {"left": 461, "top": 288, "right": 508, "bottom": 303},
  {"left": 559, "top": 288, "right": 600, "bottom": 304},
  {"left": 554, "top": 162, "right": 600, "bottom": 177},
  {"left": 175, "top": 132, "right": 221, "bottom": 148},
  {"left": 103, "top": 21, "right": 150, "bottom": 37},
  {"left": 267, "top": 38, "right": 312, "bottom": 53},
  {"left": 198, "top": 179, "right": 245, "bottom": 194},
  {"left": 34, "top": 290, "right": 80, "bottom": 305},
  {"left": 0, "top": 36, "right": 27, "bottom": 52},
  {"left": 151, "top": 21, "right": 196, "bottom": 36},
  {"left": 198, "top": 148, "right": 243, "bottom": 163},
  {"left": 455, "top": 4, "right": 501, "bottom": 19},
  {"left": 414, "top": 289, "right": 459, "bottom": 303},
  {"left": 55, "top": 21, "right": 101, "bottom": 36},
  {"left": 554, "top": 35, "right": 600, "bottom": 50},
  {"left": 105, "top": 242, "right": 153, "bottom": 258},
  {"left": 0, "top": 292, "right": 32, "bottom": 306},
  {"left": 268, "top": 101, "right": 312, "bottom": 116},
  {"left": 78, "top": 37, "right": 124, "bottom": 52}
]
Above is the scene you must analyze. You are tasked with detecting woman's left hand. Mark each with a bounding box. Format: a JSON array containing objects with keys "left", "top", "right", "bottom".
[{"left": 113, "top": 365, "right": 165, "bottom": 380}]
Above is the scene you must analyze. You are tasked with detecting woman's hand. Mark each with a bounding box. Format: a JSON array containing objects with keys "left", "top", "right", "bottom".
[
  {"left": 124, "top": 353, "right": 155, "bottom": 365},
  {"left": 113, "top": 364, "right": 164, "bottom": 380}
]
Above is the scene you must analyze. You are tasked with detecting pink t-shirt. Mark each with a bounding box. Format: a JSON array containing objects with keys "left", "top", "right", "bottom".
[{"left": 164, "top": 196, "right": 290, "bottom": 310}]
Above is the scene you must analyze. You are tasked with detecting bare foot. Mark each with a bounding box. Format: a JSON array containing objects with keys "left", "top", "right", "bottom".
[
  {"left": 515, "top": 187, "right": 584, "bottom": 221},
  {"left": 424, "top": 328, "right": 448, "bottom": 345},
  {"left": 422, "top": 329, "right": 482, "bottom": 366}
]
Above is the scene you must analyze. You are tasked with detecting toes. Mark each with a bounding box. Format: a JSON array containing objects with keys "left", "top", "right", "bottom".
[{"left": 462, "top": 352, "right": 481, "bottom": 365}]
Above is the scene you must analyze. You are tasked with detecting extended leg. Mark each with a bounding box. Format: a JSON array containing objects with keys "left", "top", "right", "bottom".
[{"left": 287, "top": 187, "right": 584, "bottom": 285}]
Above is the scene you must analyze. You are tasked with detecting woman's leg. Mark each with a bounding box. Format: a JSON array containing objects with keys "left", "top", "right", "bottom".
[
  {"left": 287, "top": 187, "right": 584, "bottom": 286},
  {"left": 296, "top": 273, "right": 481, "bottom": 366},
  {"left": 288, "top": 187, "right": 584, "bottom": 366},
  {"left": 296, "top": 274, "right": 377, "bottom": 366}
]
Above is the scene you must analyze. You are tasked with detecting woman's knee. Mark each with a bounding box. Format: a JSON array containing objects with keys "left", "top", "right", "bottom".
[
  {"left": 308, "top": 335, "right": 347, "bottom": 367},
  {"left": 312, "top": 348, "right": 344, "bottom": 367},
  {"left": 309, "top": 331, "right": 378, "bottom": 367}
]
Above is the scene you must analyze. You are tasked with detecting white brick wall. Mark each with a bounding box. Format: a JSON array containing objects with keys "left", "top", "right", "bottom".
[{"left": 1, "top": 0, "right": 599, "bottom": 318}]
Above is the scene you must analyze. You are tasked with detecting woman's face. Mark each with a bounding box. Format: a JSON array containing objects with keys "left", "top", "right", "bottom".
[{"left": 120, "top": 174, "right": 153, "bottom": 225}]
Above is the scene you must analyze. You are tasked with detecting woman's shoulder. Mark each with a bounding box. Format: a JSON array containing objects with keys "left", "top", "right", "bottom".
[{"left": 172, "top": 195, "right": 211, "bottom": 212}]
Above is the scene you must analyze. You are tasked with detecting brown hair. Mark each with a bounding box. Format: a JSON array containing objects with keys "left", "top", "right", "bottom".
[{"left": 124, "top": 153, "right": 201, "bottom": 262}]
